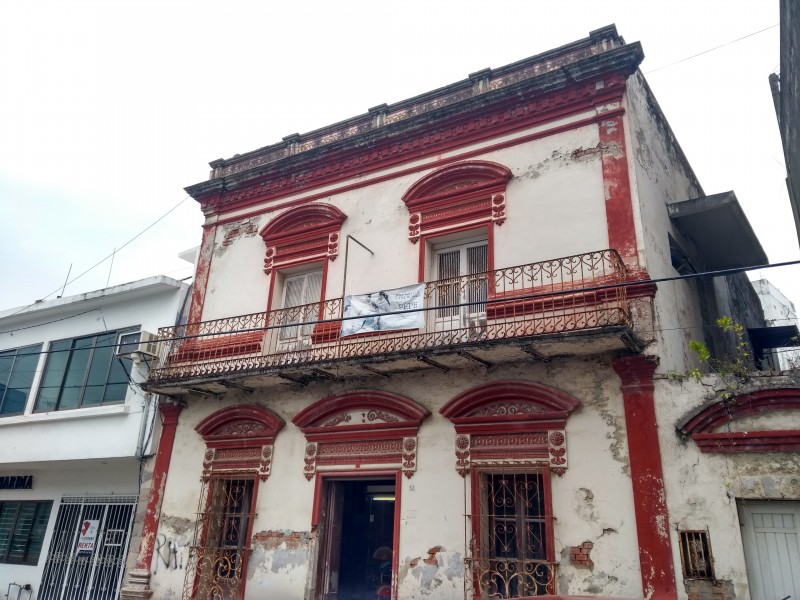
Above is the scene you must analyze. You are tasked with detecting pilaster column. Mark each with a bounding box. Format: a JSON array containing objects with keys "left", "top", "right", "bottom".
[
  {"left": 612, "top": 355, "right": 677, "bottom": 600},
  {"left": 120, "top": 399, "right": 185, "bottom": 600}
]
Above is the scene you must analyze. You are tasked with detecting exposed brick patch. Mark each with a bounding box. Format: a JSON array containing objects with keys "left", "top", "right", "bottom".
[
  {"left": 221, "top": 219, "right": 260, "bottom": 247},
  {"left": 253, "top": 530, "right": 309, "bottom": 550},
  {"left": 685, "top": 579, "right": 734, "bottom": 600},
  {"left": 423, "top": 546, "right": 442, "bottom": 565},
  {"left": 569, "top": 541, "right": 594, "bottom": 569}
]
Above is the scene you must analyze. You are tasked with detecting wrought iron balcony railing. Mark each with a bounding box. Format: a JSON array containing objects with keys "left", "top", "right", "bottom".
[{"left": 149, "top": 249, "right": 628, "bottom": 383}]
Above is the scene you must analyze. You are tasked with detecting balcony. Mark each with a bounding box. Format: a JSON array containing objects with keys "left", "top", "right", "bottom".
[{"left": 146, "top": 250, "right": 640, "bottom": 394}]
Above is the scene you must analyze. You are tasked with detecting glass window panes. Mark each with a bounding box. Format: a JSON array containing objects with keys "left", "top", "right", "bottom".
[
  {"left": 34, "top": 332, "right": 134, "bottom": 412},
  {"left": 0, "top": 344, "right": 42, "bottom": 416},
  {"left": 0, "top": 501, "right": 52, "bottom": 565}
]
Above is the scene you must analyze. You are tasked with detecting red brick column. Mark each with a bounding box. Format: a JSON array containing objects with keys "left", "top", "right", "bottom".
[
  {"left": 613, "top": 355, "right": 677, "bottom": 600},
  {"left": 120, "top": 399, "right": 185, "bottom": 600}
]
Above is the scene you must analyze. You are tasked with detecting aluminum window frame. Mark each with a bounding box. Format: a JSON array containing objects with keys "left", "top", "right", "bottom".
[{"left": 0, "top": 500, "right": 53, "bottom": 565}]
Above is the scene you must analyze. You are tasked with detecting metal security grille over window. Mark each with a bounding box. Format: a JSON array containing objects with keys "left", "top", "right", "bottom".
[
  {"left": 35, "top": 331, "right": 134, "bottom": 412},
  {"left": 433, "top": 239, "right": 488, "bottom": 324},
  {"left": 466, "top": 470, "right": 556, "bottom": 598},
  {"left": 38, "top": 496, "right": 136, "bottom": 600},
  {"left": 0, "top": 500, "right": 52, "bottom": 564},
  {"left": 184, "top": 478, "right": 256, "bottom": 600},
  {"left": 678, "top": 530, "right": 715, "bottom": 580}
]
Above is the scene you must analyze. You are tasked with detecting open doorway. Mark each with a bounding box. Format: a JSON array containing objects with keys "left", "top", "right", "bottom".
[{"left": 316, "top": 477, "right": 397, "bottom": 600}]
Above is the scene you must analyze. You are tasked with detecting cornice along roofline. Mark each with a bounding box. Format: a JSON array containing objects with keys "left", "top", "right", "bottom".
[{"left": 185, "top": 33, "right": 643, "bottom": 210}]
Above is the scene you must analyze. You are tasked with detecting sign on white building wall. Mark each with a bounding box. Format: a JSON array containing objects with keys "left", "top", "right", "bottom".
[
  {"left": 341, "top": 284, "right": 425, "bottom": 336},
  {"left": 77, "top": 519, "right": 99, "bottom": 553}
]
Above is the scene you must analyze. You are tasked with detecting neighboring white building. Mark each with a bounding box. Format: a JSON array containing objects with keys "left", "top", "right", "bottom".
[
  {"left": 0, "top": 276, "right": 189, "bottom": 600},
  {"left": 752, "top": 278, "right": 800, "bottom": 370},
  {"left": 126, "top": 26, "right": 800, "bottom": 600}
]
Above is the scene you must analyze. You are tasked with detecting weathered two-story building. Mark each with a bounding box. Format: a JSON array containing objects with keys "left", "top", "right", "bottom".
[{"left": 131, "top": 26, "right": 799, "bottom": 600}]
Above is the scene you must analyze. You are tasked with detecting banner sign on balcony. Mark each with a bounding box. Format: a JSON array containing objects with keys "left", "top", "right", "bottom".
[
  {"left": 341, "top": 283, "right": 425, "bottom": 337},
  {"left": 77, "top": 520, "right": 100, "bottom": 553}
]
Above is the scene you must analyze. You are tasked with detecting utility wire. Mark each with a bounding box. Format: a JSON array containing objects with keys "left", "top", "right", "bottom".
[
  {"left": 4, "top": 195, "right": 190, "bottom": 319},
  {"left": 644, "top": 22, "right": 780, "bottom": 75},
  {"left": 2, "top": 258, "right": 799, "bottom": 356}
]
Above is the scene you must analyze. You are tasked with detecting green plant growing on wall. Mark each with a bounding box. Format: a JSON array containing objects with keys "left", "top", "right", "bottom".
[{"left": 688, "top": 316, "right": 751, "bottom": 400}]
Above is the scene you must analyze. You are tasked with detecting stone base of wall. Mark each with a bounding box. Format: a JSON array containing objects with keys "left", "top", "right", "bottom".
[{"left": 685, "top": 578, "right": 735, "bottom": 600}]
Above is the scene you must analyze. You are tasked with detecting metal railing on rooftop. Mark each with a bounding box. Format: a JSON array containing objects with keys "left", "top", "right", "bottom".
[{"left": 149, "top": 249, "right": 628, "bottom": 383}]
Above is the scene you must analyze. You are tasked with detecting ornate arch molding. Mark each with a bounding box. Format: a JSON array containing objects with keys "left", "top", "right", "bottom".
[
  {"left": 195, "top": 404, "right": 285, "bottom": 481},
  {"left": 292, "top": 390, "right": 430, "bottom": 480},
  {"left": 258, "top": 203, "right": 347, "bottom": 274},
  {"left": 440, "top": 380, "right": 580, "bottom": 477},
  {"left": 678, "top": 388, "right": 800, "bottom": 453},
  {"left": 401, "top": 160, "right": 513, "bottom": 243}
]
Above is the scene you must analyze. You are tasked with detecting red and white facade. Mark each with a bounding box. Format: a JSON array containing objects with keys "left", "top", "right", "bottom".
[{"left": 128, "top": 26, "right": 800, "bottom": 600}]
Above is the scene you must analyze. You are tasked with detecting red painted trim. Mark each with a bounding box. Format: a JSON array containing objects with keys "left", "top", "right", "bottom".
[
  {"left": 135, "top": 400, "right": 184, "bottom": 571},
  {"left": 542, "top": 467, "right": 555, "bottom": 564},
  {"left": 196, "top": 404, "right": 285, "bottom": 442},
  {"left": 679, "top": 388, "right": 800, "bottom": 453},
  {"left": 600, "top": 115, "right": 639, "bottom": 271},
  {"left": 440, "top": 380, "right": 580, "bottom": 421},
  {"left": 692, "top": 430, "right": 800, "bottom": 452},
  {"left": 172, "top": 331, "right": 263, "bottom": 362},
  {"left": 188, "top": 224, "right": 217, "bottom": 324},
  {"left": 681, "top": 388, "right": 800, "bottom": 432},
  {"left": 206, "top": 107, "right": 626, "bottom": 227},
  {"left": 198, "top": 83, "right": 628, "bottom": 217},
  {"left": 391, "top": 471, "right": 402, "bottom": 600},
  {"left": 293, "top": 390, "right": 429, "bottom": 429},
  {"left": 402, "top": 161, "right": 512, "bottom": 206},
  {"left": 612, "top": 355, "right": 676, "bottom": 600},
  {"left": 259, "top": 203, "right": 347, "bottom": 242},
  {"left": 265, "top": 270, "right": 277, "bottom": 314},
  {"left": 469, "top": 469, "right": 482, "bottom": 595}
]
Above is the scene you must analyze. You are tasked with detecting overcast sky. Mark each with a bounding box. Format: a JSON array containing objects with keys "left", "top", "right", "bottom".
[{"left": 1, "top": 0, "right": 797, "bottom": 324}]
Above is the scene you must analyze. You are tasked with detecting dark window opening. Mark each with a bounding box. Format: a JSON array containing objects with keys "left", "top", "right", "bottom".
[
  {"left": 678, "top": 529, "right": 715, "bottom": 580},
  {"left": 0, "top": 500, "right": 52, "bottom": 565}
]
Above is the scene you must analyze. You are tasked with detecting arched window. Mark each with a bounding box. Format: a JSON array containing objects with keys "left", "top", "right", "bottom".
[
  {"left": 440, "top": 380, "right": 580, "bottom": 598},
  {"left": 678, "top": 388, "right": 800, "bottom": 452},
  {"left": 184, "top": 405, "right": 284, "bottom": 600}
]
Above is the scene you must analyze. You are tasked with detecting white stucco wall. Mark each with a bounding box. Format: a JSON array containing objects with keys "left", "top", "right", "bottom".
[
  {"left": 0, "top": 461, "right": 140, "bottom": 598},
  {"left": 0, "top": 277, "right": 189, "bottom": 597},
  {"left": 0, "top": 277, "right": 189, "bottom": 464},
  {"left": 152, "top": 358, "right": 646, "bottom": 599},
  {"left": 624, "top": 72, "right": 707, "bottom": 374},
  {"left": 654, "top": 373, "right": 800, "bottom": 600},
  {"left": 197, "top": 117, "right": 610, "bottom": 324}
]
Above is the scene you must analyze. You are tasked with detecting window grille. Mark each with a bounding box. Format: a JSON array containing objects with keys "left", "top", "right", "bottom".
[
  {"left": 466, "top": 469, "right": 556, "bottom": 598},
  {"left": 678, "top": 529, "right": 715, "bottom": 580},
  {"left": 184, "top": 477, "right": 256, "bottom": 600}
]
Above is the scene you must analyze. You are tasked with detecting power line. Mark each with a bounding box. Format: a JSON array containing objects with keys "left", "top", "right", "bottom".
[
  {"left": 644, "top": 22, "right": 779, "bottom": 75},
  {"left": 4, "top": 195, "right": 190, "bottom": 320},
  {"left": 2, "top": 258, "right": 799, "bottom": 355}
]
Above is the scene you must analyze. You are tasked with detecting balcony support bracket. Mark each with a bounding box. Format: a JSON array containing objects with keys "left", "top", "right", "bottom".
[
  {"left": 521, "top": 345, "right": 551, "bottom": 362},
  {"left": 417, "top": 355, "right": 449, "bottom": 372},
  {"left": 457, "top": 351, "right": 492, "bottom": 369},
  {"left": 219, "top": 380, "right": 254, "bottom": 393}
]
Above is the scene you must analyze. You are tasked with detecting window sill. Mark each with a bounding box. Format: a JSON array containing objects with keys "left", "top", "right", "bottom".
[{"left": 0, "top": 404, "right": 129, "bottom": 426}]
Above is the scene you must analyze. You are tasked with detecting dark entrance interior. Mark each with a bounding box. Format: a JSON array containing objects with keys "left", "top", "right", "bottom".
[{"left": 319, "top": 478, "right": 396, "bottom": 600}]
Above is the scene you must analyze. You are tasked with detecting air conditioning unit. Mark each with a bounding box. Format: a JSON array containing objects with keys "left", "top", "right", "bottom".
[{"left": 117, "top": 331, "right": 159, "bottom": 359}]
